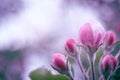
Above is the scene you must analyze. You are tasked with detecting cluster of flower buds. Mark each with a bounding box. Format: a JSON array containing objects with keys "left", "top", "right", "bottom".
[{"left": 51, "top": 20, "right": 119, "bottom": 80}]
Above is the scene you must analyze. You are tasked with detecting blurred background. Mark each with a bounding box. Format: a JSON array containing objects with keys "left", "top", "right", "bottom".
[{"left": 0, "top": 0, "right": 120, "bottom": 80}]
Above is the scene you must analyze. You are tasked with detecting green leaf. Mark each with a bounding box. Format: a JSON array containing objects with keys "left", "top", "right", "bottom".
[
  {"left": 0, "top": 70, "right": 6, "bottom": 80},
  {"left": 94, "top": 48, "right": 103, "bottom": 66},
  {"left": 67, "top": 56, "right": 75, "bottom": 64},
  {"left": 29, "top": 67, "right": 69, "bottom": 80},
  {"left": 80, "top": 51, "right": 89, "bottom": 69},
  {"left": 94, "top": 48, "right": 104, "bottom": 79},
  {"left": 109, "top": 66, "right": 120, "bottom": 80},
  {"left": 114, "top": 66, "right": 120, "bottom": 77},
  {"left": 111, "top": 41, "right": 120, "bottom": 56},
  {"left": 110, "top": 75, "right": 120, "bottom": 80}
]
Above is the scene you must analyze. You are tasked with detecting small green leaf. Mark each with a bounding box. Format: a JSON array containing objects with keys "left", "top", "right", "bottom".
[
  {"left": 94, "top": 48, "right": 103, "bottom": 66},
  {"left": 111, "top": 41, "right": 120, "bottom": 56},
  {"left": 29, "top": 67, "right": 69, "bottom": 80},
  {"left": 67, "top": 56, "right": 75, "bottom": 64}
]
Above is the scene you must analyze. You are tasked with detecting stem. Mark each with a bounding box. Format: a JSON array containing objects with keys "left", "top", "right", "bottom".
[
  {"left": 66, "top": 72, "right": 73, "bottom": 80},
  {"left": 107, "top": 68, "right": 116, "bottom": 80},
  {"left": 76, "top": 56, "right": 87, "bottom": 80},
  {"left": 107, "top": 74, "right": 112, "bottom": 80},
  {"left": 89, "top": 57, "right": 95, "bottom": 80},
  {"left": 76, "top": 57, "right": 84, "bottom": 73},
  {"left": 99, "top": 76, "right": 104, "bottom": 80}
]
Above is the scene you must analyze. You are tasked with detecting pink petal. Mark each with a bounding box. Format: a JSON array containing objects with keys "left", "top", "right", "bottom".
[
  {"left": 79, "top": 23, "right": 94, "bottom": 47},
  {"left": 65, "top": 38, "right": 76, "bottom": 53},
  {"left": 104, "top": 30, "right": 116, "bottom": 46},
  {"left": 94, "top": 33, "right": 102, "bottom": 47},
  {"left": 52, "top": 53, "right": 66, "bottom": 69},
  {"left": 102, "top": 55, "right": 117, "bottom": 70}
]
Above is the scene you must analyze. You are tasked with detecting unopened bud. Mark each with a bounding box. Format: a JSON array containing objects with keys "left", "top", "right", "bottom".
[
  {"left": 79, "top": 21, "right": 105, "bottom": 53},
  {"left": 65, "top": 38, "right": 76, "bottom": 55},
  {"left": 52, "top": 53, "right": 67, "bottom": 70},
  {"left": 101, "top": 55, "right": 117, "bottom": 71},
  {"left": 103, "top": 30, "right": 116, "bottom": 46}
]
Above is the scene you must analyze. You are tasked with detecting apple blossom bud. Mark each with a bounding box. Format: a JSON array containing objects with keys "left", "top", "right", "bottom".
[
  {"left": 52, "top": 53, "right": 67, "bottom": 70},
  {"left": 79, "top": 21, "right": 105, "bottom": 53},
  {"left": 103, "top": 30, "right": 116, "bottom": 46},
  {"left": 65, "top": 38, "right": 76, "bottom": 54},
  {"left": 101, "top": 55, "right": 117, "bottom": 71}
]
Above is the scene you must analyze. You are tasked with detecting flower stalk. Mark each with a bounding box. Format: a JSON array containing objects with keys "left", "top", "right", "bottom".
[
  {"left": 76, "top": 56, "right": 87, "bottom": 80},
  {"left": 89, "top": 57, "right": 95, "bottom": 80},
  {"left": 65, "top": 72, "right": 74, "bottom": 80}
]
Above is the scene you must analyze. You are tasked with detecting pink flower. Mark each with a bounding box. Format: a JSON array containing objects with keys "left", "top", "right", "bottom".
[
  {"left": 101, "top": 55, "right": 117, "bottom": 71},
  {"left": 52, "top": 53, "right": 67, "bottom": 69},
  {"left": 65, "top": 38, "right": 76, "bottom": 54},
  {"left": 79, "top": 21, "right": 105, "bottom": 51},
  {"left": 103, "top": 30, "right": 116, "bottom": 46}
]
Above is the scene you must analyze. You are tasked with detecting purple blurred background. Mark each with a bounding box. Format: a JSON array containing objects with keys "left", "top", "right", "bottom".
[{"left": 0, "top": 0, "right": 120, "bottom": 80}]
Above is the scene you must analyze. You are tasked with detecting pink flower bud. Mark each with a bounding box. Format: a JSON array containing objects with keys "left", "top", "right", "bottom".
[
  {"left": 52, "top": 53, "right": 67, "bottom": 69},
  {"left": 101, "top": 55, "right": 117, "bottom": 71},
  {"left": 103, "top": 30, "right": 116, "bottom": 46},
  {"left": 79, "top": 21, "right": 105, "bottom": 51},
  {"left": 65, "top": 38, "right": 76, "bottom": 54}
]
